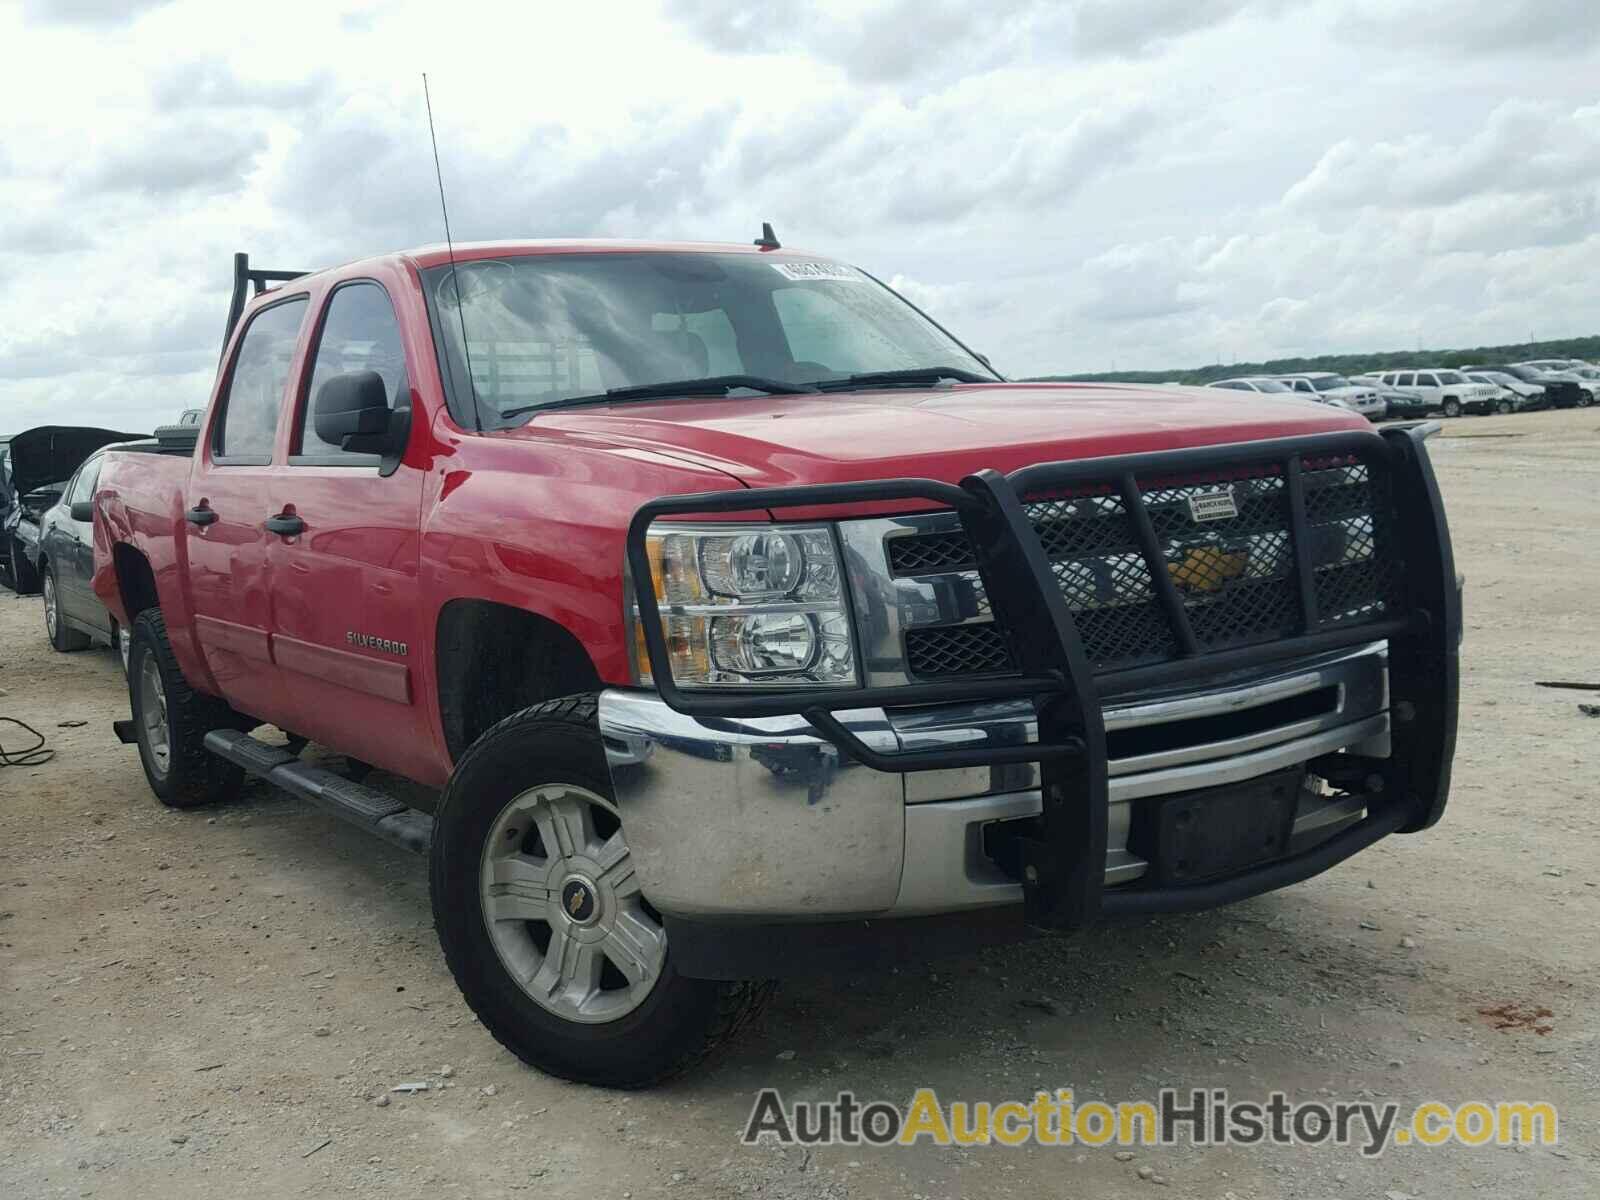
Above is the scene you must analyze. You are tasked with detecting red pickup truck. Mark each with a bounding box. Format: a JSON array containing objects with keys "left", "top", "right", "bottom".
[{"left": 94, "top": 240, "right": 1460, "bottom": 1087}]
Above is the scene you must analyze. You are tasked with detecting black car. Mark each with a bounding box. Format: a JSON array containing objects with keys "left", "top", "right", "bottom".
[
  {"left": 3, "top": 426, "right": 145, "bottom": 596},
  {"left": 1466, "top": 365, "right": 1583, "bottom": 409}
]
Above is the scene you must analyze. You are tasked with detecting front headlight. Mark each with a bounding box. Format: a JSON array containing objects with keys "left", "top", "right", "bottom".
[{"left": 632, "top": 524, "right": 857, "bottom": 688}]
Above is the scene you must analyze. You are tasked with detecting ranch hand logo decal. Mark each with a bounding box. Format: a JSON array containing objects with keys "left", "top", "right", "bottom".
[
  {"left": 347, "top": 631, "right": 408, "bottom": 656},
  {"left": 1186, "top": 488, "right": 1239, "bottom": 523}
]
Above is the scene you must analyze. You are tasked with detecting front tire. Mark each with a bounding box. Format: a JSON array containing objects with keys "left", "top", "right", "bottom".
[
  {"left": 128, "top": 609, "right": 244, "bottom": 808},
  {"left": 44, "top": 564, "right": 90, "bottom": 652},
  {"left": 1442, "top": 397, "right": 1462, "bottom": 418},
  {"left": 430, "top": 694, "right": 772, "bottom": 1088},
  {"left": 1497, "top": 400, "right": 1513, "bottom": 415},
  {"left": 1579, "top": 391, "right": 1594, "bottom": 409}
]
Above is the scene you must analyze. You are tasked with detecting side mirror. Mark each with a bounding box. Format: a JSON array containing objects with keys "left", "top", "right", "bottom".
[
  {"left": 70, "top": 500, "right": 93, "bottom": 522},
  {"left": 314, "top": 370, "right": 412, "bottom": 475}
]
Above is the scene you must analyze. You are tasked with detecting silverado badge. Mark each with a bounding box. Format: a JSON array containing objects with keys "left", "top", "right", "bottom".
[{"left": 1186, "top": 487, "right": 1238, "bottom": 523}]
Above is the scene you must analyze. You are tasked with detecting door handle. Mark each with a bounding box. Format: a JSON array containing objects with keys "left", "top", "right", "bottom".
[
  {"left": 264, "top": 512, "right": 305, "bottom": 537},
  {"left": 185, "top": 506, "right": 217, "bottom": 526}
]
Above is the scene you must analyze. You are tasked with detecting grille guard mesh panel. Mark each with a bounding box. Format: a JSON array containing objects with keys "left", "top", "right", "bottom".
[{"left": 898, "top": 459, "right": 1402, "bottom": 679}]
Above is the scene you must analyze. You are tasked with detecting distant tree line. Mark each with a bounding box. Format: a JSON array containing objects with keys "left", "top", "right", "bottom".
[{"left": 1025, "top": 334, "right": 1600, "bottom": 386}]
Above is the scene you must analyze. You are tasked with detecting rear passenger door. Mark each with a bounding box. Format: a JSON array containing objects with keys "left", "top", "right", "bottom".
[
  {"left": 186, "top": 295, "right": 308, "bottom": 727},
  {"left": 264, "top": 280, "right": 431, "bottom": 780}
]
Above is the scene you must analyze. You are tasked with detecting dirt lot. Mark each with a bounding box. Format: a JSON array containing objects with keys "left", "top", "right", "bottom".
[{"left": 2, "top": 408, "right": 1597, "bottom": 1199}]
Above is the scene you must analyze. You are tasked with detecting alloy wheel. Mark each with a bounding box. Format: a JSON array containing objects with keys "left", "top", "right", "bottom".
[
  {"left": 478, "top": 785, "right": 666, "bottom": 1024},
  {"left": 43, "top": 573, "right": 57, "bottom": 640},
  {"left": 138, "top": 653, "right": 171, "bottom": 776}
]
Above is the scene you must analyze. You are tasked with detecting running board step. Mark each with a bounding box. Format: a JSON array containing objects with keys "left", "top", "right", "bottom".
[{"left": 203, "top": 729, "right": 433, "bottom": 854}]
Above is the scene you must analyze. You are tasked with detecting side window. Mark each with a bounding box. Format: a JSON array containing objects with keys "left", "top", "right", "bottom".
[
  {"left": 68, "top": 458, "right": 102, "bottom": 506},
  {"left": 297, "top": 283, "right": 407, "bottom": 459},
  {"left": 1293, "top": 380, "right": 1314, "bottom": 393},
  {"left": 1416, "top": 373, "right": 1437, "bottom": 388},
  {"left": 216, "top": 298, "right": 309, "bottom": 462}
]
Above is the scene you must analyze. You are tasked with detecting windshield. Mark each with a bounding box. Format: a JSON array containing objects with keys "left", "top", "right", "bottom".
[
  {"left": 422, "top": 252, "right": 995, "bottom": 423},
  {"left": 1434, "top": 371, "right": 1465, "bottom": 385},
  {"left": 1310, "top": 376, "right": 1353, "bottom": 392},
  {"left": 1247, "top": 379, "right": 1292, "bottom": 393}
]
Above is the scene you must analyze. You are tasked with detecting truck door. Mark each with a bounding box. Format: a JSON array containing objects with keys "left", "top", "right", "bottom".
[
  {"left": 264, "top": 280, "right": 433, "bottom": 781},
  {"left": 185, "top": 295, "right": 309, "bottom": 728}
]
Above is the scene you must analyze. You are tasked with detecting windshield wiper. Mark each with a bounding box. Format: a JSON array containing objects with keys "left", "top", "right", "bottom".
[
  {"left": 505, "top": 375, "right": 815, "bottom": 418},
  {"left": 812, "top": 366, "right": 995, "bottom": 392}
]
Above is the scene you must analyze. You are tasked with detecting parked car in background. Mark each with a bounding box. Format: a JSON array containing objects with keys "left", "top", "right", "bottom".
[
  {"left": 1564, "top": 365, "right": 1600, "bottom": 398},
  {"left": 2, "top": 425, "right": 145, "bottom": 594},
  {"left": 1372, "top": 370, "right": 1496, "bottom": 418},
  {"left": 1511, "top": 361, "right": 1595, "bottom": 405},
  {"left": 1206, "top": 377, "right": 1362, "bottom": 413},
  {"left": 1465, "top": 364, "right": 1586, "bottom": 408},
  {"left": 1274, "top": 374, "right": 1386, "bottom": 420},
  {"left": 1463, "top": 372, "right": 1544, "bottom": 413},
  {"left": 1518, "top": 358, "right": 1591, "bottom": 375},
  {"left": 31, "top": 442, "right": 144, "bottom": 662},
  {"left": 1348, "top": 375, "right": 1433, "bottom": 419},
  {"left": 1205, "top": 377, "right": 1297, "bottom": 394}
]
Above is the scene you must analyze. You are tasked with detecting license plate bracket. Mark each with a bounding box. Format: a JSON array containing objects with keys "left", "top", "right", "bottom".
[{"left": 1140, "top": 767, "right": 1303, "bottom": 886}]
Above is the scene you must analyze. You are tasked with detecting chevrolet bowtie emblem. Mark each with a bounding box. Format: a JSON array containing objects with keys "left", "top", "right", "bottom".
[
  {"left": 1169, "top": 546, "right": 1249, "bottom": 593},
  {"left": 567, "top": 890, "right": 586, "bottom": 916}
]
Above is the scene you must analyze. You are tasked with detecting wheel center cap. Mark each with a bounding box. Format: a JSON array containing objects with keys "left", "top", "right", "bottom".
[{"left": 560, "top": 877, "right": 599, "bottom": 925}]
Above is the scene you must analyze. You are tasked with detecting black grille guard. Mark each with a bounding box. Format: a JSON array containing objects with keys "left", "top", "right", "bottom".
[{"left": 627, "top": 424, "right": 1460, "bottom": 928}]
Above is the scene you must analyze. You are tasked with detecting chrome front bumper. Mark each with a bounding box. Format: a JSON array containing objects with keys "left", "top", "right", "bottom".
[{"left": 599, "top": 641, "right": 1390, "bottom": 921}]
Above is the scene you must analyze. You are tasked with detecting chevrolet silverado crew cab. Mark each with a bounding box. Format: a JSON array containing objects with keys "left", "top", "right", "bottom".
[{"left": 92, "top": 241, "right": 1460, "bottom": 1088}]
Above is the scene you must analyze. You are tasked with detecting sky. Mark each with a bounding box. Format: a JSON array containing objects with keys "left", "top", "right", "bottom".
[{"left": 3, "top": 0, "right": 1599, "bottom": 432}]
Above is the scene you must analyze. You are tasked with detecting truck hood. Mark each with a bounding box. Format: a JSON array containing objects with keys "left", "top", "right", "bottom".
[
  {"left": 4, "top": 425, "right": 147, "bottom": 498},
  {"left": 523, "top": 382, "right": 1369, "bottom": 489}
]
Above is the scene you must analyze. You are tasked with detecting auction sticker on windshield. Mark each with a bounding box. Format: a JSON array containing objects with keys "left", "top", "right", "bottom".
[{"left": 770, "top": 261, "right": 863, "bottom": 282}]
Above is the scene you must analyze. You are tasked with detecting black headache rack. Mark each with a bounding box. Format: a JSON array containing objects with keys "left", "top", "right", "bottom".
[
  {"left": 221, "top": 252, "right": 310, "bottom": 361},
  {"left": 627, "top": 425, "right": 1460, "bottom": 931}
]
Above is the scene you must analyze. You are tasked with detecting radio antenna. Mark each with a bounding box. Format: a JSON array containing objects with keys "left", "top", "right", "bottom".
[{"left": 423, "top": 72, "right": 482, "bottom": 430}]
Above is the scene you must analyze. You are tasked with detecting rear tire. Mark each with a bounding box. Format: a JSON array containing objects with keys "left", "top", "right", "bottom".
[
  {"left": 1442, "top": 397, "right": 1461, "bottom": 418},
  {"left": 44, "top": 564, "right": 90, "bottom": 652},
  {"left": 128, "top": 609, "right": 244, "bottom": 809},
  {"left": 430, "top": 694, "right": 773, "bottom": 1088}
]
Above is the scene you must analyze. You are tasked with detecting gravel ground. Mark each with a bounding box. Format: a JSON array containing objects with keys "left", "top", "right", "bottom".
[{"left": 1, "top": 408, "right": 1597, "bottom": 1199}]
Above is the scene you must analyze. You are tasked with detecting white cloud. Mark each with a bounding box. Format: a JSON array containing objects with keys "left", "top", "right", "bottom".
[
  {"left": 2, "top": 0, "right": 1600, "bottom": 431},
  {"left": 1332, "top": 0, "right": 1600, "bottom": 57},
  {"left": 1284, "top": 100, "right": 1600, "bottom": 212}
]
